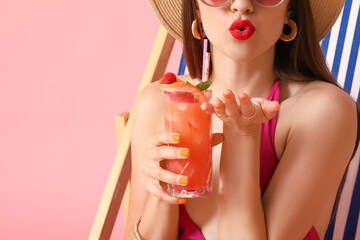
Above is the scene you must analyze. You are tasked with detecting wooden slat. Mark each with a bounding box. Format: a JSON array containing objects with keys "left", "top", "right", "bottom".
[
  {"left": 115, "top": 112, "right": 130, "bottom": 146},
  {"left": 115, "top": 112, "right": 131, "bottom": 225},
  {"left": 89, "top": 25, "right": 175, "bottom": 240},
  {"left": 138, "top": 26, "right": 176, "bottom": 90}
]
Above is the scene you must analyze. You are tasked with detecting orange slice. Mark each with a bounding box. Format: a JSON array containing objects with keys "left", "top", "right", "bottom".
[{"left": 159, "top": 81, "right": 206, "bottom": 103}]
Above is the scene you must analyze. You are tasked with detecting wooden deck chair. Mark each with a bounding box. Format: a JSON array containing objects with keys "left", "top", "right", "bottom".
[
  {"left": 89, "top": 0, "right": 360, "bottom": 238},
  {"left": 88, "top": 25, "right": 176, "bottom": 240}
]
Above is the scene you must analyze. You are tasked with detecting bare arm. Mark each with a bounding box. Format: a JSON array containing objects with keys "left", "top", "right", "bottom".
[
  {"left": 209, "top": 90, "right": 275, "bottom": 239},
  {"left": 124, "top": 82, "right": 183, "bottom": 240},
  {"left": 205, "top": 85, "right": 357, "bottom": 239},
  {"left": 261, "top": 86, "right": 357, "bottom": 239}
]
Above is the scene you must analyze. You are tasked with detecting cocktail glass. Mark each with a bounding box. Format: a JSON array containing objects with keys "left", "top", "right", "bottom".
[{"left": 164, "top": 90, "right": 212, "bottom": 198}]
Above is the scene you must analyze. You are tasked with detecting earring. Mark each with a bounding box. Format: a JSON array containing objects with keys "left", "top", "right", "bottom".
[
  {"left": 280, "top": 19, "right": 297, "bottom": 42},
  {"left": 192, "top": 19, "right": 206, "bottom": 40}
]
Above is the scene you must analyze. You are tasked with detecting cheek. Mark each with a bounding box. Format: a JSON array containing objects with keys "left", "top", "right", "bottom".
[
  {"left": 258, "top": 13, "right": 286, "bottom": 41},
  {"left": 201, "top": 11, "right": 222, "bottom": 35},
  {"left": 201, "top": 17, "right": 229, "bottom": 49}
]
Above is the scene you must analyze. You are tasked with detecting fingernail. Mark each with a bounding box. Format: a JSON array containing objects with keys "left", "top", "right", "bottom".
[
  {"left": 275, "top": 104, "right": 281, "bottom": 112},
  {"left": 223, "top": 93, "right": 231, "bottom": 99},
  {"left": 179, "top": 177, "right": 188, "bottom": 185},
  {"left": 238, "top": 96, "right": 246, "bottom": 102},
  {"left": 213, "top": 103, "right": 220, "bottom": 109},
  {"left": 173, "top": 134, "right": 180, "bottom": 142},
  {"left": 180, "top": 149, "right": 190, "bottom": 157},
  {"left": 178, "top": 198, "right": 187, "bottom": 204}
]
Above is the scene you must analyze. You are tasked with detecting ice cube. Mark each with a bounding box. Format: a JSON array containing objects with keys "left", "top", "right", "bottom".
[{"left": 176, "top": 103, "right": 188, "bottom": 111}]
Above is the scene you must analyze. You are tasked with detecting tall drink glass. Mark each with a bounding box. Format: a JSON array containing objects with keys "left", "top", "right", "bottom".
[{"left": 164, "top": 90, "right": 212, "bottom": 198}]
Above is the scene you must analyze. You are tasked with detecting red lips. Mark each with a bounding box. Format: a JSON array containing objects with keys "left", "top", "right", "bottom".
[{"left": 229, "top": 19, "right": 256, "bottom": 40}]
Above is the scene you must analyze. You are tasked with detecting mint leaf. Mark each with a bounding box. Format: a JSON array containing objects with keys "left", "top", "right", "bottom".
[
  {"left": 196, "top": 81, "right": 212, "bottom": 91},
  {"left": 186, "top": 81, "right": 191, "bottom": 84}
]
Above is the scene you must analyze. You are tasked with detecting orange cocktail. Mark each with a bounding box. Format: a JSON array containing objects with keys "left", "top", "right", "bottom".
[{"left": 164, "top": 90, "right": 212, "bottom": 198}]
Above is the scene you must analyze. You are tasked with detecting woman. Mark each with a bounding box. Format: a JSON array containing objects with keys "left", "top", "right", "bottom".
[{"left": 125, "top": 0, "right": 359, "bottom": 239}]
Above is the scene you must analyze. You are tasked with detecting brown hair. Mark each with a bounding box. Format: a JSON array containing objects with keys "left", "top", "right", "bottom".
[
  {"left": 183, "top": 0, "right": 204, "bottom": 79},
  {"left": 182, "top": 0, "right": 359, "bottom": 225},
  {"left": 182, "top": 0, "right": 338, "bottom": 84},
  {"left": 274, "top": 0, "right": 337, "bottom": 84}
]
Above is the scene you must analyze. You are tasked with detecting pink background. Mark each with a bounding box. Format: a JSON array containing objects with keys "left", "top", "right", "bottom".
[{"left": 0, "top": 1, "right": 181, "bottom": 239}]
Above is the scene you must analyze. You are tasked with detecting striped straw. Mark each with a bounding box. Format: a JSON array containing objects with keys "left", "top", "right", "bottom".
[
  {"left": 202, "top": 39, "right": 209, "bottom": 82},
  {"left": 204, "top": 52, "right": 210, "bottom": 82}
]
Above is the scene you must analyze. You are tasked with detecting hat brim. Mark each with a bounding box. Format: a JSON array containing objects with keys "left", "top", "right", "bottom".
[{"left": 149, "top": 0, "right": 345, "bottom": 42}]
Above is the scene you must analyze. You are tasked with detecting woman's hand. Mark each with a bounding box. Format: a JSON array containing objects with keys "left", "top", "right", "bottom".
[
  {"left": 141, "top": 130, "right": 189, "bottom": 205},
  {"left": 201, "top": 89, "right": 280, "bottom": 134},
  {"left": 140, "top": 131, "right": 224, "bottom": 205}
]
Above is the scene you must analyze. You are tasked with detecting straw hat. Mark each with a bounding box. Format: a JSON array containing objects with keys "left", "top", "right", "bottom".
[{"left": 149, "top": 0, "right": 345, "bottom": 42}]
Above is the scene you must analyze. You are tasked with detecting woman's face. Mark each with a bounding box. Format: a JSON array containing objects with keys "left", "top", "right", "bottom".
[{"left": 196, "top": 0, "right": 291, "bottom": 62}]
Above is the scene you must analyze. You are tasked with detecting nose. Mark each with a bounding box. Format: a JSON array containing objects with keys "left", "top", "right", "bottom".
[{"left": 230, "top": 0, "right": 254, "bottom": 14}]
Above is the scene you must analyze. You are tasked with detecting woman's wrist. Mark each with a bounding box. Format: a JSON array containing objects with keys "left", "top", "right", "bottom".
[
  {"left": 223, "top": 123, "right": 261, "bottom": 140},
  {"left": 220, "top": 124, "right": 261, "bottom": 181},
  {"left": 139, "top": 194, "right": 179, "bottom": 239}
]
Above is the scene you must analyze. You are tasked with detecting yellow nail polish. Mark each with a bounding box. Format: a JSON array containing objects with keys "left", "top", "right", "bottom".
[
  {"left": 178, "top": 198, "right": 187, "bottom": 204},
  {"left": 180, "top": 149, "right": 190, "bottom": 157},
  {"left": 179, "top": 177, "right": 188, "bottom": 185},
  {"left": 173, "top": 134, "right": 180, "bottom": 142}
]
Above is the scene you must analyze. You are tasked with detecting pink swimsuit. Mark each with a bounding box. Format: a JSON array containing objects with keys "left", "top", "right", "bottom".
[{"left": 178, "top": 81, "right": 320, "bottom": 240}]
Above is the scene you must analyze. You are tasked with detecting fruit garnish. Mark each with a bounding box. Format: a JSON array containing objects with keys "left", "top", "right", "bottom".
[
  {"left": 159, "top": 81, "right": 206, "bottom": 103},
  {"left": 159, "top": 72, "right": 211, "bottom": 103},
  {"left": 196, "top": 81, "right": 212, "bottom": 91},
  {"left": 160, "top": 72, "right": 177, "bottom": 84}
]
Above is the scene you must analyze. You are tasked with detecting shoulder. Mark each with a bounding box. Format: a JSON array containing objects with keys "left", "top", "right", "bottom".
[
  {"left": 285, "top": 80, "right": 358, "bottom": 160},
  {"left": 133, "top": 81, "right": 163, "bottom": 113},
  {"left": 132, "top": 81, "right": 164, "bottom": 132},
  {"left": 290, "top": 81, "right": 356, "bottom": 123},
  {"left": 134, "top": 74, "right": 199, "bottom": 109}
]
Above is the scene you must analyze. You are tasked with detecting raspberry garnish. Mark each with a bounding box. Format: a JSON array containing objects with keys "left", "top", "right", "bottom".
[{"left": 160, "top": 72, "right": 177, "bottom": 84}]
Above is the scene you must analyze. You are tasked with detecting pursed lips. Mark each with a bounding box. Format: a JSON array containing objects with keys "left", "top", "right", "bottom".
[{"left": 228, "top": 19, "right": 256, "bottom": 40}]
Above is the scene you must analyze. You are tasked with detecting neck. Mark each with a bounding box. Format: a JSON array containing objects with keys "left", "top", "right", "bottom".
[{"left": 208, "top": 45, "right": 278, "bottom": 99}]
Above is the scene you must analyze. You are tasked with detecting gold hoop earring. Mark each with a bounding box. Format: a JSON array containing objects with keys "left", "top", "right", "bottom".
[
  {"left": 192, "top": 19, "right": 206, "bottom": 40},
  {"left": 280, "top": 19, "right": 297, "bottom": 42}
]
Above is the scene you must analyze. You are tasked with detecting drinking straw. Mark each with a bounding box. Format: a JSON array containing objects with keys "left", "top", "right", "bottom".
[
  {"left": 202, "top": 39, "right": 209, "bottom": 82},
  {"left": 204, "top": 52, "right": 210, "bottom": 82}
]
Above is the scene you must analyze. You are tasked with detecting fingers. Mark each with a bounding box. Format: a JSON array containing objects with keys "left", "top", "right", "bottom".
[
  {"left": 260, "top": 99, "right": 281, "bottom": 121},
  {"left": 146, "top": 146, "right": 190, "bottom": 162},
  {"left": 141, "top": 164, "right": 188, "bottom": 186},
  {"left": 143, "top": 131, "right": 190, "bottom": 204},
  {"left": 223, "top": 89, "right": 240, "bottom": 118},
  {"left": 200, "top": 102, "right": 215, "bottom": 114},
  {"left": 238, "top": 92, "right": 256, "bottom": 118},
  {"left": 149, "top": 131, "right": 181, "bottom": 147},
  {"left": 207, "top": 90, "right": 281, "bottom": 127},
  {"left": 143, "top": 176, "right": 184, "bottom": 205},
  {"left": 209, "top": 97, "right": 227, "bottom": 120}
]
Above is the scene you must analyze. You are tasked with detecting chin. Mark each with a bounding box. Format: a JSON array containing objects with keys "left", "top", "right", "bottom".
[
  {"left": 226, "top": 40, "right": 275, "bottom": 63},
  {"left": 225, "top": 46, "right": 260, "bottom": 62}
]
